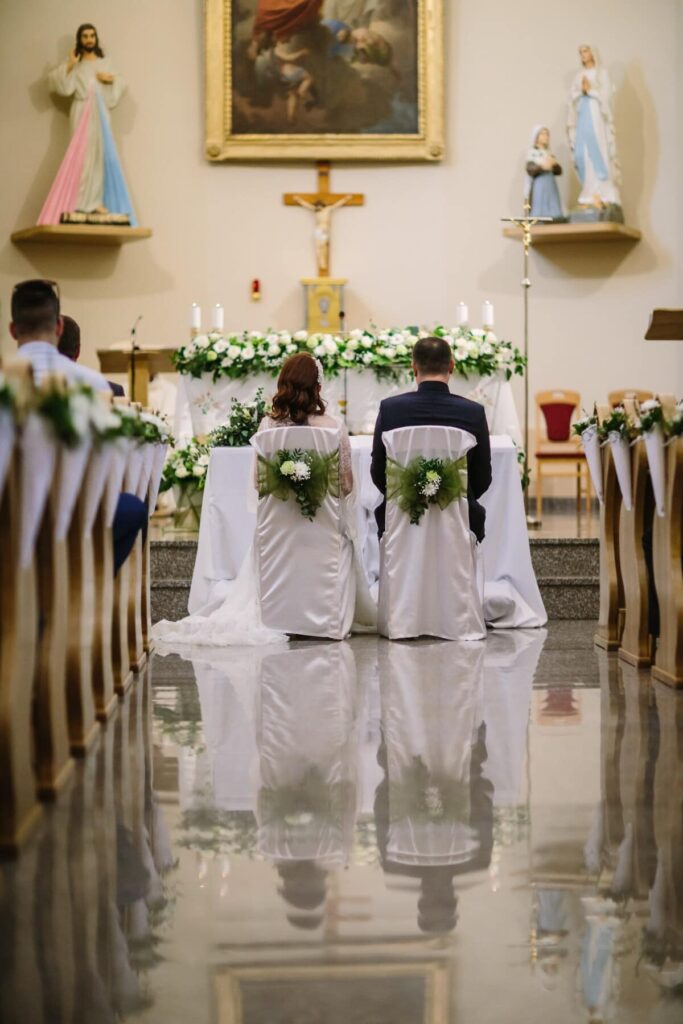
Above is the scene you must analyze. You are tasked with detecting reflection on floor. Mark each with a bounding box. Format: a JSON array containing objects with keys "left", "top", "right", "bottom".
[{"left": 1, "top": 623, "right": 681, "bottom": 1023}]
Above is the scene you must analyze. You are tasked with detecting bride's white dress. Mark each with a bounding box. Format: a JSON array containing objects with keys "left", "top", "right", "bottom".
[{"left": 152, "top": 413, "right": 377, "bottom": 649}]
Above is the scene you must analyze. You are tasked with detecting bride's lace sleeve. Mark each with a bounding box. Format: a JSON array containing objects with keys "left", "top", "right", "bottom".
[{"left": 339, "top": 422, "right": 353, "bottom": 497}]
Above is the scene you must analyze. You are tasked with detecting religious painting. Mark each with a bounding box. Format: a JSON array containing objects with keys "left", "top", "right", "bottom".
[
  {"left": 205, "top": 0, "right": 444, "bottom": 161},
  {"left": 213, "top": 961, "right": 449, "bottom": 1024}
]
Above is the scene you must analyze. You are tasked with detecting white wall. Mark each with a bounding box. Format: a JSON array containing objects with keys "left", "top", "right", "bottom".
[{"left": 1, "top": 0, "right": 681, "bottom": 413}]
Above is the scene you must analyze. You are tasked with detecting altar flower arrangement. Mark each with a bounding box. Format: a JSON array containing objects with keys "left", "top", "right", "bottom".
[
  {"left": 160, "top": 439, "right": 210, "bottom": 529},
  {"left": 173, "top": 326, "right": 525, "bottom": 385},
  {"left": 386, "top": 455, "right": 468, "bottom": 525},
  {"left": 256, "top": 446, "right": 340, "bottom": 520},
  {"left": 207, "top": 389, "right": 269, "bottom": 448}
]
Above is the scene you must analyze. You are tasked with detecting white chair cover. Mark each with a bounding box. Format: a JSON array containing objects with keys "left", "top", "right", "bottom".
[
  {"left": 0, "top": 408, "right": 14, "bottom": 501},
  {"left": 82, "top": 445, "right": 115, "bottom": 535},
  {"left": 378, "top": 425, "right": 485, "bottom": 641},
  {"left": 20, "top": 414, "right": 57, "bottom": 569},
  {"left": 380, "top": 640, "right": 484, "bottom": 867},
  {"left": 250, "top": 426, "right": 356, "bottom": 639},
  {"left": 54, "top": 439, "right": 92, "bottom": 541}
]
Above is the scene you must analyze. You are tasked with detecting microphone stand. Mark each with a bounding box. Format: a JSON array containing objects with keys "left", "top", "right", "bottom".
[{"left": 129, "top": 315, "right": 143, "bottom": 401}]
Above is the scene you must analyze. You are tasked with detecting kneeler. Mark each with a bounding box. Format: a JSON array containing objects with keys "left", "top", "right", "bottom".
[
  {"left": 141, "top": 442, "right": 167, "bottom": 654},
  {"left": 652, "top": 424, "right": 683, "bottom": 687},
  {"left": 0, "top": 372, "right": 46, "bottom": 849},
  {"left": 594, "top": 404, "right": 625, "bottom": 652},
  {"left": 618, "top": 398, "right": 656, "bottom": 667}
]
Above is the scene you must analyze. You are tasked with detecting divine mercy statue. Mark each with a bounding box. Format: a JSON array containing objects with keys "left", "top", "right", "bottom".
[
  {"left": 524, "top": 126, "right": 565, "bottom": 221},
  {"left": 566, "top": 44, "right": 623, "bottom": 222},
  {"left": 38, "top": 23, "right": 137, "bottom": 226}
]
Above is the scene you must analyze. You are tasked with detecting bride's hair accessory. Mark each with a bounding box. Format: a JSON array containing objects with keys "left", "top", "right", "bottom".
[{"left": 314, "top": 357, "right": 325, "bottom": 388}]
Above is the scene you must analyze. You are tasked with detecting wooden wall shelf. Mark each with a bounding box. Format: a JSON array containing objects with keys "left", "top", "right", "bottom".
[
  {"left": 503, "top": 222, "right": 641, "bottom": 245},
  {"left": 11, "top": 225, "right": 152, "bottom": 246}
]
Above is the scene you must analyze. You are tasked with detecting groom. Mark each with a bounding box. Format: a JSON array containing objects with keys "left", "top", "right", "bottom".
[{"left": 370, "top": 335, "right": 492, "bottom": 540}]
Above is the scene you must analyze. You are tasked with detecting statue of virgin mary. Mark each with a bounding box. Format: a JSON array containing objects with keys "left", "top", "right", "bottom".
[{"left": 566, "top": 45, "right": 623, "bottom": 223}]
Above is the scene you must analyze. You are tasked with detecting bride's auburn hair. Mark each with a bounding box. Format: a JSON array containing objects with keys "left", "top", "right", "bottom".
[{"left": 270, "top": 353, "right": 326, "bottom": 425}]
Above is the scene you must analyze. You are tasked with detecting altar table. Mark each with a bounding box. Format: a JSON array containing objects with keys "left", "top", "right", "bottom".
[{"left": 188, "top": 435, "right": 547, "bottom": 629}]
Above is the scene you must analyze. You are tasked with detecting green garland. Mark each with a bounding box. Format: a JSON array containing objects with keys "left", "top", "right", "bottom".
[
  {"left": 386, "top": 454, "right": 468, "bottom": 525},
  {"left": 257, "top": 447, "right": 340, "bottom": 520},
  {"left": 208, "top": 388, "right": 269, "bottom": 448}
]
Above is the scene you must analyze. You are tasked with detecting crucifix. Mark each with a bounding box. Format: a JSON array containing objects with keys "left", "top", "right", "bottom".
[
  {"left": 501, "top": 201, "right": 552, "bottom": 527},
  {"left": 284, "top": 161, "right": 364, "bottom": 278}
]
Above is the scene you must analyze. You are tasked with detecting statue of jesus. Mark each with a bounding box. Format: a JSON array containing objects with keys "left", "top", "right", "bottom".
[
  {"left": 38, "top": 23, "right": 137, "bottom": 226},
  {"left": 290, "top": 193, "right": 354, "bottom": 276}
]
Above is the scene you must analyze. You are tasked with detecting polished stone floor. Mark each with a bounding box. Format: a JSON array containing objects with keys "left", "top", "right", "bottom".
[{"left": 1, "top": 623, "right": 682, "bottom": 1023}]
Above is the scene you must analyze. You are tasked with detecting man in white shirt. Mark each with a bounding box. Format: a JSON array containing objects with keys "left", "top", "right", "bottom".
[
  {"left": 9, "top": 278, "right": 108, "bottom": 388},
  {"left": 9, "top": 278, "right": 147, "bottom": 575}
]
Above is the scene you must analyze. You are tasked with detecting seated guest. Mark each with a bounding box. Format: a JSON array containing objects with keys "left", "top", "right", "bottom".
[
  {"left": 58, "top": 312, "right": 125, "bottom": 396},
  {"left": 370, "top": 335, "right": 492, "bottom": 541},
  {"left": 10, "top": 278, "right": 145, "bottom": 574}
]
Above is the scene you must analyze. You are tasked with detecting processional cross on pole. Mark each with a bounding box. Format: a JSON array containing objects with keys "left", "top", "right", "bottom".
[
  {"left": 283, "top": 161, "right": 364, "bottom": 278},
  {"left": 501, "top": 201, "right": 552, "bottom": 527}
]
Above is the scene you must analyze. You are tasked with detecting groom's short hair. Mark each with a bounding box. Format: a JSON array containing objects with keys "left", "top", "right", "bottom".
[{"left": 413, "top": 336, "right": 452, "bottom": 375}]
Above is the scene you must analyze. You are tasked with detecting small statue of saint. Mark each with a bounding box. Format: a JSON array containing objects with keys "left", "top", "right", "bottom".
[
  {"left": 290, "top": 194, "right": 353, "bottom": 277},
  {"left": 566, "top": 44, "right": 623, "bottom": 223},
  {"left": 38, "top": 23, "right": 137, "bottom": 226},
  {"left": 525, "top": 126, "right": 566, "bottom": 222}
]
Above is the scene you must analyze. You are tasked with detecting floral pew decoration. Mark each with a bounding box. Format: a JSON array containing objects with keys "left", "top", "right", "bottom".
[
  {"left": 159, "top": 440, "right": 210, "bottom": 530},
  {"left": 635, "top": 397, "right": 683, "bottom": 518},
  {"left": 573, "top": 412, "right": 603, "bottom": 503},
  {"left": 597, "top": 406, "right": 636, "bottom": 511}
]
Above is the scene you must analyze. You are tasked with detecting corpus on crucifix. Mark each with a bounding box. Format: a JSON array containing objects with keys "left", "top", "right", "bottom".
[{"left": 284, "top": 161, "right": 364, "bottom": 278}]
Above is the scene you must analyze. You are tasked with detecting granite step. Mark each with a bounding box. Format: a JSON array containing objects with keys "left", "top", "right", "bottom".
[{"left": 150, "top": 535, "right": 600, "bottom": 623}]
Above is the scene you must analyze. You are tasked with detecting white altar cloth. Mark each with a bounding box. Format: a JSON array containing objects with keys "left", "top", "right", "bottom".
[
  {"left": 187, "top": 435, "right": 546, "bottom": 629},
  {"left": 174, "top": 370, "right": 522, "bottom": 447}
]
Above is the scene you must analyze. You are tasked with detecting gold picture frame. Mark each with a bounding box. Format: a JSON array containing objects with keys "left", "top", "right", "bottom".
[
  {"left": 205, "top": 0, "right": 444, "bottom": 162},
  {"left": 213, "top": 961, "right": 450, "bottom": 1024}
]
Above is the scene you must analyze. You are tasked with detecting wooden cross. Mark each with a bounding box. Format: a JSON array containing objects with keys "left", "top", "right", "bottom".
[{"left": 283, "top": 161, "right": 364, "bottom": 277}]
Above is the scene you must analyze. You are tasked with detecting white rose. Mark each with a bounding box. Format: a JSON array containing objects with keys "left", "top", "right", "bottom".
[
  {"left": 361, "top": 336, "right": 373, "bottom": 349},
  {"left": 214, "top": 339, "right": 228, "bottom": 353},
  {"left": 227, "top": 345, "right": 241, "bottom": 359},
  {"left": 350, "top": 329, "right": 364, "bottom": 340},
  {"left": 266, "top": 333, "right": 279, "bottom": 345},
  {"left": 378, "top": 333, "right": 389, "bottom": 343},
  {"left": 323, "top": 337, "right": 337, "bottom": 355},
  {"left": 294, "top": 330, "right": 308, "bottom": 342},
  {"left": 192, "top": 464, "right": 206, "bottom": 477},
  {"left": 362, "top": 352, "right": 374, "bottom": 365},
  {"left": 346, "top": 338, "right": 359, "bottom": 351},
  {"left": 396, "top": 344, "right": 408, "bottom": 356},
  {"left": 306, "top": 337, "right": 318, "bottom": 350},
  {"left": 342, "top": 349, "right": 356, "bottom": 360},
  {"left": 471, "top": 328, "right": 485, "bottom": 338},
  {"left": 221, "top": 358, "right": 231, "bottom": 368},
  {"left": 286, "top": 344, "right": 296, "bottom": 353},
  {"left": 69, "top": 393, "right": 92, "bottom": 438},
  {"left": 454, "top": 348, "right": 468, "bottom": 362},
  {"left": 175, "top": 464, "right": 190, "bottom": 479},
  {"left": 197, "top": 453, "right": 210, "bottom": 467},
  {"left": 280, "top": 331, "right": 292, "bottom": 343},
  {"left": 206, "top": 350, "right": 218, "bottom": 362},
  {"left": 242, "top": 345, "right": 255, "bottom": 360},
  {"left": 314, "top": 345, "right": 325, "bottom": 356},
  {"left": 195, "top": 334, "right": 210, "bottom": 349},
  {"left": 267, "top": 344, "right": 281, "bottom": 357},
  {"left": 485, "top": 331, "right": 498, "bottom": 343},
  {"left": 481, "top": 342, "right": 493, "bottom": 355},
  {"left": 466, "top": 340, "right": 479, "bottom": 355}
]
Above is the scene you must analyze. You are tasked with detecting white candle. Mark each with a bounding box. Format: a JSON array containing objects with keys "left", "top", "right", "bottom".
[
  {"left": 456, "top": 301, "right": 469, "bottom": 326},
  {"left": 482, "top": 300, "right": 495, "bottom": 328},
  {"left": 190, "top": 303, "right": 201, "bottom": 330},
  {"left": 212, "top": 303, "right": 224, "bottom": 331}
]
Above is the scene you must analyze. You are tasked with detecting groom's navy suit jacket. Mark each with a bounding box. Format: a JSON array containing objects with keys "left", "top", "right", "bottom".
[{"left": 370, "top": 380, "right": 492, "bottom": 541}]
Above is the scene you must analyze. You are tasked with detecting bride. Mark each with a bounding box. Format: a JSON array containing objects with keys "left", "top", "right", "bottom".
[{"left": 152, "top": 353, "right": 376, "bottom": 649}]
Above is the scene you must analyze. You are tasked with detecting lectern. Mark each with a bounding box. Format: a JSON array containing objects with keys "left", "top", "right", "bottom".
[{"left": 97, "top": 347, "right": 177, "bottom": 406}]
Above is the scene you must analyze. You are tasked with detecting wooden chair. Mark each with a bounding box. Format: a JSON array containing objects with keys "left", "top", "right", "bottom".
[
  {"left": 608, "top": 389, "right": 654, "bottom": 408},
  {"left": 534, "top": 389, "right": 591, "bottom": 520}
]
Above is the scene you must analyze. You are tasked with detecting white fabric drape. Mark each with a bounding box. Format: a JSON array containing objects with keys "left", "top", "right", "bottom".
[
  {"left": 580, "top": 426, "right": 604, "bottom": 504},
  {"left": 124, "top": 443, "right": 145, "bottom": 498},
  {"left": 608, "top": 434, "right": 632, "bottom": 511},
  {"left": 105, "top": 439, "right": 131, "bottom": 528},
  {"left": 82, "top": 446, "right": 114, "bottom": 535},
  {"left": 378, "top": 425, "right": 486, "bottom": 641},
  {"left": 251, "top": 425, "right": 356, "bottom": 639},
  {"left": 148, "top": 444, "right": 168, "bottom": 514},
  {"left": 54, "top": 439, "right": 92, "bottom": 540}
]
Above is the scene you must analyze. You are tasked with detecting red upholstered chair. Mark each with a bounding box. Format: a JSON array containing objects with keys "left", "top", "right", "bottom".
[{"left": 535, "top": 389, "right": 590, "bottom": 520}]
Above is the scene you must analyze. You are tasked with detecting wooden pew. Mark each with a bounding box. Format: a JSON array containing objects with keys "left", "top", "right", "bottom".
[
  {"left": 652, "top": 428, "right": 683, "bottom": 688},
  {"left": 595, "top": 404, "right": 625, "bottom": 651},
  {"left": 0, "top": 365, "right": 44, "bottom": 851}
]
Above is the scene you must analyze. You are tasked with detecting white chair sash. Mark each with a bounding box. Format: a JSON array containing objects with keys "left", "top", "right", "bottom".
[
  {"left": 250, "top": 425, "right": 355, "bottom": 639},
  {"left": 0, "top": 409, "right": 15, "bottom": 500},
  {"left": 378, "top": 424, "right": 485, "bottom": 641},
  {"left": 54, "top": 439, "right": 92, "bottom": 541},
  {"left": 642, "top": 427, "right": 666, "bottom": 518},
  {"left": 82, "top": 445, "right": 115, "bottom": 535},
  {"left": 20, "top": 414, "right": 57, "bottom": 568},
  {"left": 124, "top": 443, "right": 145, "bottom": 497},
  {"left": 105, "top": 438, "right": 131, "bottom": 528},
  {"left": 148, "top": 444, "right": 168, "bottom": 514}
]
